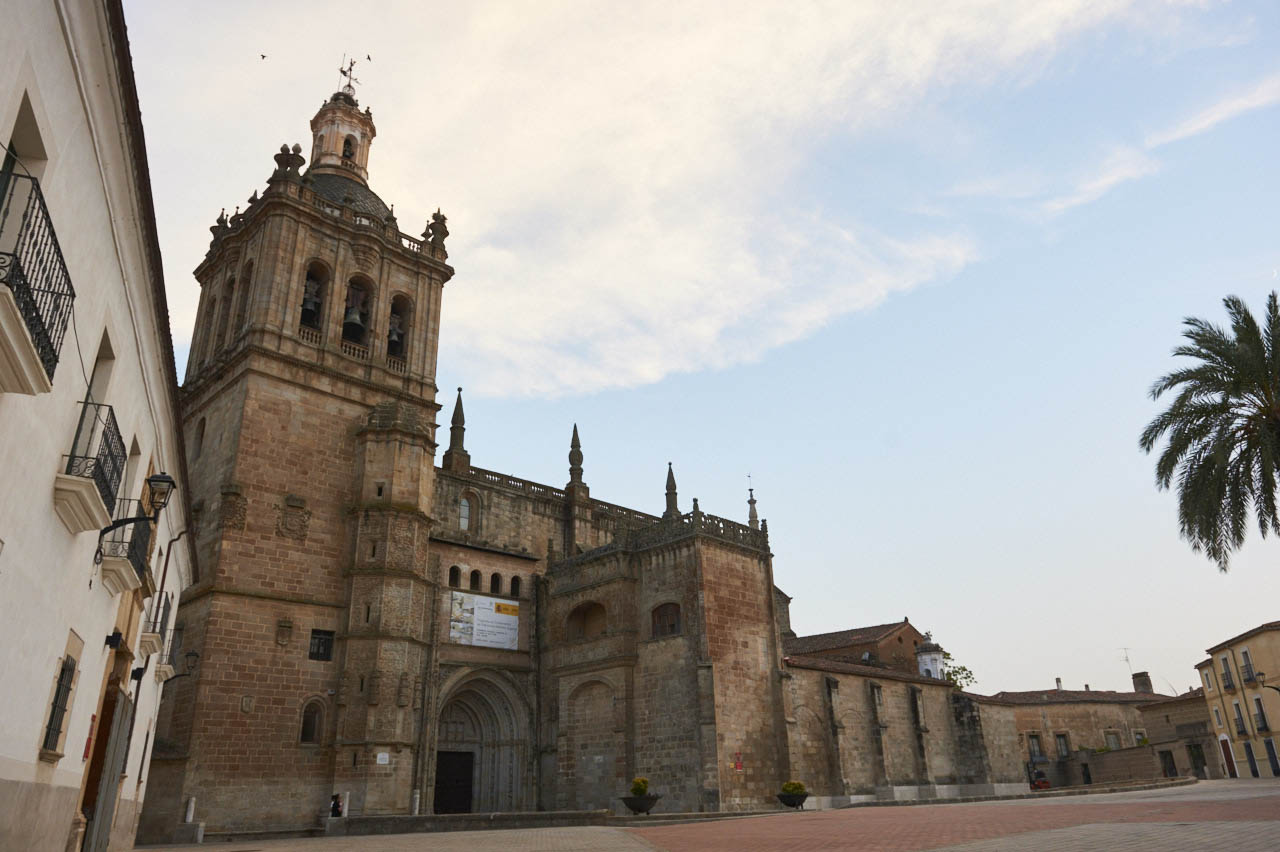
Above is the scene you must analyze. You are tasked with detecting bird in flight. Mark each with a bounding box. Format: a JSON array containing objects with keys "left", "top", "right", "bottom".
[{"left": 260, "top": 54, "right": 267, "bottom": 60}]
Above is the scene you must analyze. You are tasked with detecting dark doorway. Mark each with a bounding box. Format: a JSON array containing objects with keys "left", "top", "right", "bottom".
[
  {"left": 1244, "top": 742, "right": 1260, "bottom": 777},
  {"left": 1264, "top": 739, "right": 1280, "bottom": 777},
  {"left": 1220, "top": 738, "right": 1238, "bottom": 778},
  {"left": 433, "top": 751, "right": 474, "bottom": 814},
  {"left": 1158, "top": 750, "right": 1177, "bottom": 778},
  {"left": 1081, "top": 764, "right": 1092, "bottom": 785},
  {"left": 1187, "top": 742, "right": 1207, "bottom": 778}
]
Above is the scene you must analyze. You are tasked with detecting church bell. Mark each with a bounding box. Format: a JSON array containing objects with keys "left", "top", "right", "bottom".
[
  {"left": 343, "top": 305, "right": 365, "bottom": 337},
  {"left": 300, "top": 288, "right": 321, "bottom": 326}
]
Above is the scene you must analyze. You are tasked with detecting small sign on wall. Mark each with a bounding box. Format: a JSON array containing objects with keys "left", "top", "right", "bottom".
[{"left": 376, "top": 752, "right": 390, "bottom": 765}]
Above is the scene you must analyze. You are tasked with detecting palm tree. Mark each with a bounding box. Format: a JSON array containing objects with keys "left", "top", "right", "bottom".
[{"left": 1140, "top": 292, "right": 1280, "bottom": 571}]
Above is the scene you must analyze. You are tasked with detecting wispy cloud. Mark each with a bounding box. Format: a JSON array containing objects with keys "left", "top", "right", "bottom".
[
  {"left": 130, "top": 0, "right": 1171, "bottom": 396},
  {"left": 1145, "top": 71, "right": 1280, "bottom": 148},
  {"left": 1041, "top": 69, "right": 1280, "bottom": 214},
  {"left": 1042, "top": 147, "right": 1161, "bottom": 214}
]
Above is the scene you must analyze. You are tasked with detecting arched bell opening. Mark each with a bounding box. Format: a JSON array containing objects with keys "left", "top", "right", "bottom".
[
  {"left": 300, "top": 260, "right": 330, "bottom": 331},
  {"left": 432, "top": 674, "right": 531, "bottom": 814},
  {"left": 342, "top": 277, "right": 372, "bottom": 345},
  {"left": 387, "top": 294, "right": 411, "bottom": 359}
]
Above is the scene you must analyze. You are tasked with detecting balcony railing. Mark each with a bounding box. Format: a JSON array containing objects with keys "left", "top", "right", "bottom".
[
  {"left": 0, "top": 172, "right": 74, "bottom": 380},
  {"left": 1235, "top": 717, "right": 1248, "bottom": 736},
  {"left": 1257, "top": 713, "right": 1270, "bottom": 733},
  {"left": 387, "top": 355, "right": 406, "bottom": 375},
  {"left": 101, "top": 498, "right": 152, "bottom": 583},
  {"left": 297, "top": 324, "right": 321, "bottom": 346},
  {"left": 1222, "top": 670, "right": 1236, "bottom": 691},
  {"left": 340, "top": 338, "right": 368, "bottom": 361},
  {"left": 65, "top": 402, "right": 126, "bottom": 509},
  {"left": 1242, "top": 663, "right": 1256, "bottom": 683}
]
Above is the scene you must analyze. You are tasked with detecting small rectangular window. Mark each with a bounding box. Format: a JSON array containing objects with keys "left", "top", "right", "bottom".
[
  {"left": 1104, "top": 731, "right": 1121, "bottom": 750},
  {"left": 309, "top": 630, "right": 335, "bottom": 661},
  {"left": 1055, "top": 733, "right": 1070, "bottom": 756},
  {"left": 1028, "top": 733, "right": 1043, "bottom": 757},
  {"left": 43, "top": 655, "right": 77, "bottom": 752},
  {"left": 1214, "top": 707, "right": 1222, "bottom": 727}
]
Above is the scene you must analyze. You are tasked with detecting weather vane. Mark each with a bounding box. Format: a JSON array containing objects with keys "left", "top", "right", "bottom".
[{"left": 338, "top": 55, "right": 360, "bottom": 93}]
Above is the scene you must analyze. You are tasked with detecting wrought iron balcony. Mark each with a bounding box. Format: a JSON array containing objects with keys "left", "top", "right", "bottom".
[
  {"left": 1235, "top": 717, "right": 1248, "bottom": 736},
  {"left": 65, "top": 401, "right": 126, "bottom": 510},
  {"left": 1242, "top": 663, "right": 1256, "bottom": 683},
  {"left": 1257, "top": 713, "right": 1270, "bottom": 733},
  {"left": 0, "top": 172, "right": 74, "bottom": 382},
  {"left": 1222, "top": 670, "right": 1236, "bottom": 691},
  {"left": 101, "top": 498, "right": 153, "bottom": 584}
]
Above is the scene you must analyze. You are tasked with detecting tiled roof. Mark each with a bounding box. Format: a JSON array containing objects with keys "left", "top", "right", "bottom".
[
  {"left": 1206, "top": 621, "right": 1280, "bottom": 654},
  {"left": 308, "top": 172, "right": 392, "bottom": 219},
  {"left": 784, "top": 654, "right": 945, "bottom": 686},
  {"left": 783, "top": 621, "right": 909, "bottom": 655},
  {"left": 990, "top": 688, "right": 1171, "bottom": 705},
  {"left": 1137, "top": 688, "right": 1204, "bottom": 708}
]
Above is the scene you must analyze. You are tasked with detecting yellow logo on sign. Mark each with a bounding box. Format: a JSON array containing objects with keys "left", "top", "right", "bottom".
[{"left": 494, "top": 603, "right": 519, "bottom": 616}]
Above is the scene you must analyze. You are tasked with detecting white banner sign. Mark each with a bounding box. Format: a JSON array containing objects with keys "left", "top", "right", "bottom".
[{"left": 449, "top": 592, "right": 519, "bottom": 650}]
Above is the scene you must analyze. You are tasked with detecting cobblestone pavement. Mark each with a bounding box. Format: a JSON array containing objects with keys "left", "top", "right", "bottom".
[
  {"left": 138, "top": 779, "right": 1280, "bottom": 851},
  {"left": 629, "top": 778, "right": 1280, "bottom": 852}
]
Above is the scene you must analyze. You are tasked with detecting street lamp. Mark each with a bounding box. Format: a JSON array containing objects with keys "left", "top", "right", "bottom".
[
  {"left": 94, "top": 471, "right": 177, "bottom": 562},
  {"left": 1256, "top": 672, "right": 1280, "bottom": 697}
]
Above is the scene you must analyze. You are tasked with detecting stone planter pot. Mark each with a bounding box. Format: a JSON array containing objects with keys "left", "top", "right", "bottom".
[
  {"left": 621, "top": 794, "right": 662, "bottom": 815},
  {"left": 776, "top": 792, "right": 808, "bottom": 810}
]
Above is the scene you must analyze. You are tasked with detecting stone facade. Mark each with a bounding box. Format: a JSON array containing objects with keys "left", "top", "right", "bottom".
[{"left": 139, "top": 85, "right": 1024, "bottom": 842}]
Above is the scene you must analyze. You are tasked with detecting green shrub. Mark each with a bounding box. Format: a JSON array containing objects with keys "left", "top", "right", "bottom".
[
  {"left": 630, "top": 777, "right": 650, "bottom": 796},
  {"left": 780, "top": 780, "right": 806, "bottom": 795}
]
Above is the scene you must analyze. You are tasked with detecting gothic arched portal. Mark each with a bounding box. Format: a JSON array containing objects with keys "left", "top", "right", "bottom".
[{"left": 432, "top": 674, "right": 531, "bottom": 814}]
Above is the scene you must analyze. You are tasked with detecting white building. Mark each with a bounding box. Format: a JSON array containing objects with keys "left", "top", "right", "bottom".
[{"left": 0, "top": 2, "right": 196, "bottom": 850}]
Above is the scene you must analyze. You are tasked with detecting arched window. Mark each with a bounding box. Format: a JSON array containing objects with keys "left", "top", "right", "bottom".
[
  {"left": 459, "top": 497, "right": 470, "bottom": 531},
  {"left": 567, "top": 602, "right": 606, "bottom": 640},
  {"left": 200, "top": 297, "right": 217, "bottom": 364},
  {"left": 300, "top": 700, "right": 324, "bottom": 744},
  {"left": 341, "top": 278, "right": 371, "bottom": 345},
  {"left": 193, "top": 418, "right": 206, "bottom": 459},
  {"left": 509, "top": 576, "right": 521, "bottom": 598},
  {"left": 342, "top": 135, "right": 356, "bottom": 160},
  {"left": 469, "top": 569, "right": 481, "bottom": 591},
  {"left": 387, "top": 295, "right": 411, "bottom": 359},
  {"left": 490, "top": 573, "right": 502, "bottom": 594},
  {"left": 651, "top": 603, "right": 681, "bottom": 638},
  {"left": 923, "top": 668, "right": 933, "bottom": 678},
  {"left": 448, "top": 565, "right": 460, "bottom": 588},
  {"left": 300, "top": 261, "right": 329, "bottom": 331}
]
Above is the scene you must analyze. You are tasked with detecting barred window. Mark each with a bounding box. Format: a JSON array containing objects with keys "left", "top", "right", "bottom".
[
  {"left": 448, "top": 565, "right": 461, "bottom": 588},
  {"left": 309, "top": 630, "right": 334, "bottom": 661},
  {"left": 300, "top": 700, "right": 323, "bottom": 744},
  {"left": 469, "top": 570, "right": 481, "bottom": 591},
  {"left": 490, "top": 572, "right": 502, "bottom": 594},
  {"left": 510, "top": 576, "right": 521, "bottom": 598},
  {"left": 43, "top": 655, "right": 76, "bottom": 752}
]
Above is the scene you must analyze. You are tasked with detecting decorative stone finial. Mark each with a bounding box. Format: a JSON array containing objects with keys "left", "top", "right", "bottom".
[
  {"left": 747, "top": 487, "right": 759, "bottom": 530},
  {"left": 663, "top": 462, "right": 679, "bottom": 519},
  {"left": 568, "top": 424, "right": 584, "bottom": 485},
  {"left": 429, "top": 209, "right": 449, "bottom": 247},
  {"left": 441, "top": 387, "right": 470, "bottom": 473}
]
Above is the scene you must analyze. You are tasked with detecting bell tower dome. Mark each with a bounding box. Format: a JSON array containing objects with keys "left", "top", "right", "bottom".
[{"left": 309, "top": 78, "right": 377, "bottom": 185}]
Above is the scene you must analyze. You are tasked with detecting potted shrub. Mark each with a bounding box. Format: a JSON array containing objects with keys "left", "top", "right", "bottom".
[
  {"left": 776, "top": 780, "right": 808, "bottom": 810},
  {"left": 621, "top": 776, "right": 662, "bottom": 815}
]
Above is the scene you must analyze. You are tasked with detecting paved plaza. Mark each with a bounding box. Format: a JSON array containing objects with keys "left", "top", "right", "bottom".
[{"left": 139, "top": 778, "right": 1280, "bottom": 851}]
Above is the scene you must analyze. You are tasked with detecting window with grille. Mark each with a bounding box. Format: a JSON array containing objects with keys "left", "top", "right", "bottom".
[
  {"left": 43, "top": 655, "right": 76, "bottom": 752},
  {"left": 309, "top": 630, "right": 335, "bottom": 661},
  {"left": 651, "top": 603, "right": 681, "bottom": 638}
]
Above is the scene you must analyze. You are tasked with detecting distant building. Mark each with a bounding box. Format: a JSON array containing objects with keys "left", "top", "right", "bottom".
[
  {"left": 1195, "top": 621, "right": 1280, "bottom": 778},
  {"left": 783, "top": 618, "right": 927, "bottom": 674},
  {"left": 990, "top": 673, "right": 1170, "bottom": 787},
  {"left": 0, "top": 2, "right": 195, "bottom": 850}
]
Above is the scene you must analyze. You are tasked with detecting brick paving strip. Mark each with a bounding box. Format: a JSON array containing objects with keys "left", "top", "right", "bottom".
[{"left": 628, "top": 790, "right": 1280, "bottom": 852}]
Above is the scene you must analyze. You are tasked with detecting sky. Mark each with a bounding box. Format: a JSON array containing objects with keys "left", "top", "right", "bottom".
[{"left": 125, "top": 0, "right": 1280, "bottom": 694}]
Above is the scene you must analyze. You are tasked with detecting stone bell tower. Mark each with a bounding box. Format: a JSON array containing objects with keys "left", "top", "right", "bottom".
[{"left": 142, "top": 72, "right": 457, "bottom": 839}]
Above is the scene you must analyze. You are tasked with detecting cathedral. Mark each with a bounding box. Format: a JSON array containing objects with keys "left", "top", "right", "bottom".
[{"left": 138, "top": 81, "right": 1024, "bottom": 842}]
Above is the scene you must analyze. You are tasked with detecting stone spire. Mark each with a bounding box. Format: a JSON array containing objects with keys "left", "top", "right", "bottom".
[
  {"left": 748, "top": 487, "right": 759, "bottom": 530},
  {"left": 663, "top": 462, "right": 679, "bottom": 519},
  {"left": 307, "top": 72, "right": 377, "bottom": 186},
  {"left": 441, "top": 387, "right": 470, "bottom": 473},
  {"left": 568, "top": 424, "right": 584, "bottom": 485}
]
